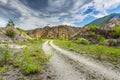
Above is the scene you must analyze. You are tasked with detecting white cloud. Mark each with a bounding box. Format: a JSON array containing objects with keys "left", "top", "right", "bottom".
[
  {"left": 48, "top": 0, "right": 66, "bottom": 9},
  {"left": 0, "top": 18, "right": 7, "bottom": 27},
  {"left": 0, "top": 0, "right": 120, "bottom": 30},
  {"left": 0, "top": 0, "right": 8, "bottom": 4},
  {"left": 94, "top": 0, "right": 120, "bottom": 10},
  {"left": 4, "top": 0, "right": 89, "bottom": 30},
  {"left": 75, "top": 0, "right": 120, "bottom": 19}
]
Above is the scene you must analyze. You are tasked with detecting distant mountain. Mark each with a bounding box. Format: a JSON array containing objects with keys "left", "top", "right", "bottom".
[
  {"left": 85, "top": 13, "right": 120, "bottom": 26},
  {"left": 26, "top": 25, "right": 80, "bottom": 39}
]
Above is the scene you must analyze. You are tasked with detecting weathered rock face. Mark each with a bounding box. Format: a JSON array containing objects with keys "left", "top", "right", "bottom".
[
  {"left": 26, "top": 25, "right": 80, "bottom": 39},
  {"left": 101, "top": 19, "right": 120, "bottom": 30}
]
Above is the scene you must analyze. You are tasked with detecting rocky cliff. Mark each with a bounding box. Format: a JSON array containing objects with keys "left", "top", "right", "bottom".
[{"left": 26, "top": 25, "right": 80, "bottom": 39}]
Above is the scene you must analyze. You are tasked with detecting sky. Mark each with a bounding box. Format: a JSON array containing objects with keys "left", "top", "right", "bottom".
[{"left": 0, "top": 0, "right": 120, "bottom": 30}]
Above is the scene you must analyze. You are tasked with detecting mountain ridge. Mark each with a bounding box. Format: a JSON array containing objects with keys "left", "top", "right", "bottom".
[{"left": 85, "top": 13, "right": 120, "bottom": 27}]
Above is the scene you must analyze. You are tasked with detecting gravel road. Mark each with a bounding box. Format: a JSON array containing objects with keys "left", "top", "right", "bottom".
[{"left": 42, "top": 40, "right": 120, "bottom": 80}]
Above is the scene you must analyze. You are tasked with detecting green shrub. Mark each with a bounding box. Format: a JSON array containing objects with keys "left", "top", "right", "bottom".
[
  {"left": 13, "top": 59, "right": 21, "bottom": 67},
  {"left": 20, "top": 47, "right": 48, "bottom": 75},
  {"left": 0, "top": 65, "right": 8, "bottom": 73},
  {"left": 89, "top": 25, "right": 98, "bottom": 31},
  {"left": 0, "top": 45, "right": 11, "bottom": 67},
  {"left": 97, "top": 36, "right": 105, "bottom": 44},
  {"left": 20, "top": 50, "right": 41, "bottom": 75},
  {"left": 114, "top": 27, "right": 120, "bottom": 38},
  {"left": 13, "top": 53, "right": 23, "bottom": 68},
  {"left": 6, "top": 29, "right": 16, "bottom": 38},
  {"left": 7, "top": 20, "right": 15, "bottom": 27},
  {"left": 67, "top": 42, "right": 72, "bottom": 48},
  {"left": 76, "top": 38, "right": 89, "bottom": 45},
  {"left": 14, "top": 62, "right": 20, "bottom": 67},
  {"left": 21, "top": 64, "right": 40, "bottom": 75}
]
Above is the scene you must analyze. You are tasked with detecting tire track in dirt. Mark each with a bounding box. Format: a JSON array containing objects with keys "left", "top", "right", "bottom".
[
  {"left": 50, "top": 40, "right": 120, "bottom": 80},
  {"left": 42, "top": 41, "right": 85, "bottom": 80}
]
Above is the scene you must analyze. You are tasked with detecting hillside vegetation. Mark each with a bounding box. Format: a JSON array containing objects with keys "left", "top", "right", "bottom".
[
  {"left": 0, "top": 40, "right": 52, "bottom": 80},
  {"left": 54, "top": 40, "right": 120, "bottom": 66}
]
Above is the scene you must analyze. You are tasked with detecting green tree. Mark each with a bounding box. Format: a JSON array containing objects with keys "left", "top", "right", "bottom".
[
  {"left": 97, "top": 36, "right": 105, "bottom": 43},
  {"left": 7, "top": 19, "right": 15, "bottom": 27}
]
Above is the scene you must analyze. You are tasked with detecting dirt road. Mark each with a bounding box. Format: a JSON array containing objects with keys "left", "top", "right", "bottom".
[{"left": 42, "top": 40, "right": 120, "bottom": 80}]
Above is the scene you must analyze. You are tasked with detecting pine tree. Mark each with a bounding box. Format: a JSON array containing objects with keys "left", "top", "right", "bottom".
[{"left": 7, "top": 19, "right": 15, "bottom": 27}]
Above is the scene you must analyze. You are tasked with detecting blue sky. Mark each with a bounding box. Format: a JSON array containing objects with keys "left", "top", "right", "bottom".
[{"left": 0, "top": 0, "right": 120, "bottom": 30}]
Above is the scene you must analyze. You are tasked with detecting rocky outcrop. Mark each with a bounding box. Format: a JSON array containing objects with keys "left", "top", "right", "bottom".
[
  {"left": 100, "top": 19, "right": 120, "bottom": 30},
  {"left": 26, "top": 25, "right": 80, "bottom": 39}
]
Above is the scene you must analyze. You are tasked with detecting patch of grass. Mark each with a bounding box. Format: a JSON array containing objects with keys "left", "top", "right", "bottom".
[
  {"left": 13, "top": 40, "right": 51, "bottom": 75},
  {"left": 0, "top": 65, "right": 8, "bottom": 73},
  {"left": 113, "top": 26, "right": 120, "bottom": 38},
  {"left": 97, "top": 36, "right": 105, "bottom": 44},
  {"left": 67, "top": 42, "right": 72, "bottom": 48},
  {"left": 13, "top": 55, "right": 21, "bottom": 67},
  {"left": 0, "top": 77, "right": 3, "bottom": 80},
  {"left": 54, "top": 40, "right": 120, "bottom": 64},
  {"left": 16, "top": 27, "right": 24, "bottom": 33},
  {"left": 0, "top": 45, "right": 11, "bottom": 67},
  {"left": 46, "top": 54, "right": 54, "bottom": 62},
  {"left": 76, "top": 38, "right": 89, "bottom": 45},
  {"left": 21, "top": 63, "right": 40, "bottom": 75},
  {"left": 88, "top": 25, "right": 98, "bottom": 31},
  {"left": 20, "top": 48, "right": 44, "bottom": 75}
]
